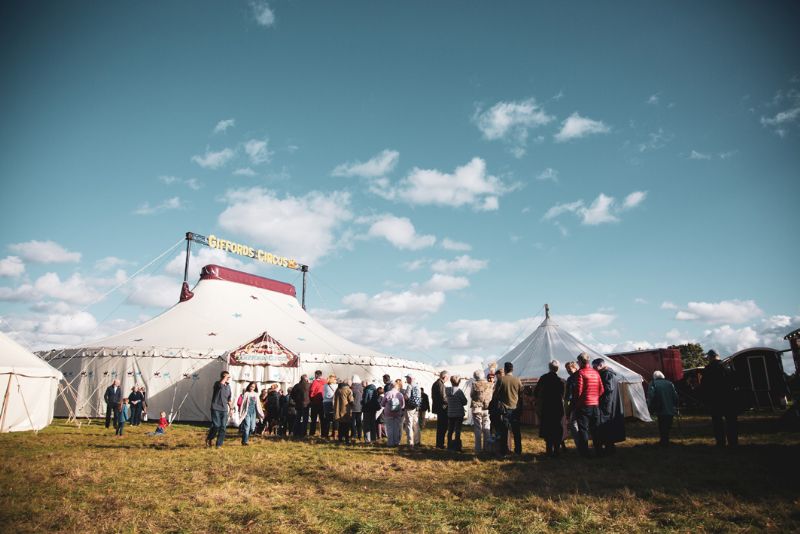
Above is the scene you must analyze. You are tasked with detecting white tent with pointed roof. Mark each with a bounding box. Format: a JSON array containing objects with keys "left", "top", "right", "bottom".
[
  {"left": 44, "top": 265, "right": 437, "bottom": 422},
  {"left": 1, "top": 332, "right": 63, "bottom": 432},
  {"left": 498, "top": 305, "right": 651, "bottom": 421}
]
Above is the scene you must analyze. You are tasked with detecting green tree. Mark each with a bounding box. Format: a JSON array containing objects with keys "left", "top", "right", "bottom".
[{"left": 669, "top": 343, "right": 706, "bottom": 369}]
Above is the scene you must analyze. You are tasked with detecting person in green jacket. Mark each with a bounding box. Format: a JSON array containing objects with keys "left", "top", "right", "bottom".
[{"left": 647, "top": 371, "right": 679, "bottom": 446}]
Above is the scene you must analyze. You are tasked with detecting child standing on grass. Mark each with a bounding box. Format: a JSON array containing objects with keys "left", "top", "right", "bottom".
[{"left": 116, "top": 398, "right": 131, "bottom": 437}]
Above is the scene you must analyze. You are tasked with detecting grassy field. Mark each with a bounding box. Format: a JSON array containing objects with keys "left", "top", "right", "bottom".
[{"left": 1, "top": 414, "right": 799, "bottom": 533}]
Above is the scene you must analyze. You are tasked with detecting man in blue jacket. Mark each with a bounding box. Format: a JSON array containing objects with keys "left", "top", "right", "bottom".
[{"left": 103, "top": 379, "right": 122, "bottom": 429}]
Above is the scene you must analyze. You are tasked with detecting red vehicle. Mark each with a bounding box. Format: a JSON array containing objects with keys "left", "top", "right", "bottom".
[{"left": 606, "top": 348, "right": 684, "bottom": 389}]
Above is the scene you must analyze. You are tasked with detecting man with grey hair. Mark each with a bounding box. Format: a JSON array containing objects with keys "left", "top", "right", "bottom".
[
  {"left": 470, "top": 370, "right": 492, "bottom": 453},
  {"left": 432, "top": 370, "right": 449, "bottom": 449},
  {"left": 593, "top": 358, "right": 625, "bottom": 456},
  {"left": 534, "top": 360, "right": 565, "bottom": 456},
  {"left": 647, "top": 370, "right": 678, "bottom": 446}
]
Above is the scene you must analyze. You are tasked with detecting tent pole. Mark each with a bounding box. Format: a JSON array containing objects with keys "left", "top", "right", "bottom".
[
  {"left": 0, "top": 373, "right": 13, "bottom": 432},
  {"left": 301, "top": 265, "right": 309, "bottom": 310},
  {"left": 183, "top": 232, "right": 193, "bottom": 284}
]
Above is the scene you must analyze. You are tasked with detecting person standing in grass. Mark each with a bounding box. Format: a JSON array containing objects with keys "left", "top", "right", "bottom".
[
  {"left": 350, "top": 375, "right": 364, "bottom": 442},
  {"left": 362, "top": 379, "right": 378, "bottom": 443},
  {"left": 115, "top": 398, "right": 131, "bottom": 437},
  {"left": 291, "top": 374, "right": 311, "bottom": 438},
  {"left": 129, "top": 386, "right": 144, "bottom": 426},
  {"left": 470, "top": 370, "right": 492, "bottom": 453},
  {"left": 239, "top": 381, "right": 264, "bottom": 446},
  {"left": 104, "top": 379, "right": 122, "bottom": 429},
  {"left": 418, "top": 387, "right": 430, "bottom": 430},
  {"left": 494, "top": 362, "right": 523, "bottom": 455},
  {"left": 432, "top": 370, "right": 449, "bottom": 449},
  {"left": 381, "top": 379, "right": 406, "bottom": 447},
  {"left": 402, "top": 373, "right": 421, "bottom": 447},
  {"left": 206, "top": 371, "right": 233, "bottom": 448},
  {"left": 534, "top": 360, "right": 566, "bottom": 457},
  {"left": 308, "top": 370, "right": 325, "bottom": 437},
  {"left": 334, "top": 379, "right": 355, "bottom": 444},
  {"left": 573, "top": 353, "right": 604, "bottom": 458},
  {"left": 446, "top": 375, "right": 468, "bottom": 452},
  {"left": 593, "top": 358, "right": 626, "bottom": 456},
  {"left": 564, "top": 361, "right": 580, "bottom": 449},
  {"left": 700, "top": 349, "right": 739, "bottom": 448},
  {"left": 375, "top": 386, "right": 386, "bottom": 440},
  {"left": 322, "top": 374, "right": 337, "bottom": 438},
  {"left": 647, "top": 371, "right": 679, "bottom": 446},
  {"left": 267, "top": 384, "right": 281, "bottom": 435}
]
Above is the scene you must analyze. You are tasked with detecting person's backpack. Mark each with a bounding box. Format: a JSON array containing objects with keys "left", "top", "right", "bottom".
[
  {"left": 405, "top": 386, "right": 420, "bottom": 410},
  {"left": 390, "top": 395, "right": 402, "bottom": 413}
]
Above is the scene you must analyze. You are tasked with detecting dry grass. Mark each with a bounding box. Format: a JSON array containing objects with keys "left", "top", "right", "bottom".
[{"left": 1, "top": 414, "right": 799, "bottom": 533}]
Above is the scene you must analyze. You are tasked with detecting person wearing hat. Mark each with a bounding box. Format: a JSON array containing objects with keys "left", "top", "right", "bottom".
[
  {"left": 402, "top": 373, "right": 421, "bottom": 447},
  {"left": 700, "top": 349, "right": 739, "bottom": 447}
]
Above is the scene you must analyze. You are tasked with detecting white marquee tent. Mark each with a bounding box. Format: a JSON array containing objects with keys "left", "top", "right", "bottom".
[
  {"left": 498, "top": 306, "right": 652, "bottom": 421},
  {"left": 1, "top": 331, "right": 63, "bottom": 432},
  {"left": 45, "top": 265, "right": 437, "bottom": 422}
]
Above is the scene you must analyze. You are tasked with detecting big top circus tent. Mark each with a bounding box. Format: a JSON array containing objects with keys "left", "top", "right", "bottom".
[
  {"left": 44, "top": 264, "right": 437, "bottom": 422},
  {"left": 498, "top": 305, "right": 652, "bottom": 421}
]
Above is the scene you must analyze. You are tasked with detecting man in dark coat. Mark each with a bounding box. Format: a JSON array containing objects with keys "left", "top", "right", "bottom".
[
  {"left": 103, "top": 379, "right": 122, "bottom": 429},
  {"left": 291, "top": 374, "right": 311, "bottom": 438},
  {"left": 128, "top": 386, "right": 145, "bottom": 426},
  {"left": 494, "top": 362, "right": 523, "bottom": 455},
  {"left": 593, "top": 358, "right": 625, "bottom": 456},
  {"left": 534, "top": 360, "right": 565, "bottom": 457},
  {"left": 700, "top": 349, "right": 738, "bottom": 447},
  {"left": 206, "top": 371, "right": 232, "bottom": 448},
  {"left": 431, "top": 370, "right": 449, "bottom": 449}
]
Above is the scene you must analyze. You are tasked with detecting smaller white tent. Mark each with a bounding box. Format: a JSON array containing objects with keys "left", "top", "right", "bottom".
[
  {"left": 498, "top": 306, "right": 652, "bottom": 422},
  {"left": 0, "top": 332, "right": 63, "bottom": 432}
]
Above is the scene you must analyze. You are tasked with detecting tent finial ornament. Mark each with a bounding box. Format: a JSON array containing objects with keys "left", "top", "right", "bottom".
[{"left": 545, "top": 303, "right": 550, "bottom": 319}]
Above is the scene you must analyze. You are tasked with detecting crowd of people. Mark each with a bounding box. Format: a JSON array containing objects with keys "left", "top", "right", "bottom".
[{"left": 101, "top": 348, "right": 742, "bottom": 454}]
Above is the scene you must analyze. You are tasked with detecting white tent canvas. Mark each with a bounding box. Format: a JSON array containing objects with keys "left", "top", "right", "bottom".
[
  {"left": 498, "top": 309, "right": 652, "bottom": 421},
  {"left": 45, "top": 265, "right": 437, "bottom": 422},
  {"left": 1, "top": 332, "right": 63, "bottom": 432}
]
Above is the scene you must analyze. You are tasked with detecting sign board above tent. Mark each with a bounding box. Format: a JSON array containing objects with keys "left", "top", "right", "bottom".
[
  {"left": 189, "top": 232, "right": 305, "bottom": 271},
  {"left": 228, "top": 332, "right": 299, "bottom": 368}
]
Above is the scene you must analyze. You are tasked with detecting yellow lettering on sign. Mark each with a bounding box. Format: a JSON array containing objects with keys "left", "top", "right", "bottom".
[{"left": 201, "top": 234, "right": 300, "bottom": 270}]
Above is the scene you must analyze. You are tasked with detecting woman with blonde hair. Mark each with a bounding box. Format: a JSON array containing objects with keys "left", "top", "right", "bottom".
[{"left": 322, "top": 374, "right": 337, "bottom": 438}]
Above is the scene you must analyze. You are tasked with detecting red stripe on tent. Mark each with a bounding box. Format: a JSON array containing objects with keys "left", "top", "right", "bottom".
[{"left": 200, "top": 265, "right": 297, "bottom": 297}]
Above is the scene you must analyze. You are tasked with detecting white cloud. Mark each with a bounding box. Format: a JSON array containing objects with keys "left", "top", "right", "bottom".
[
  {"left": 554, "top": 112, "right": 610, "bottom": 142},
  {"left": 94, "top": 256, "right": 132, "bottom": 272},
  {"left": 332, "top": 149, "right": 399, "bottom": 178},
  {"left": 39, "top": 311, "right": 98, "bottom": 336},
  {"left": 580, "top": 193, "right": 619, "bottom": 225},
  {"left": 159, "top": 175, "right": 179, "bottom": 185},
  {"left": 160, "top": 175, "right": 201, "bottom": 190},
  {"left": 431, "top": 255, "right": 488, "bottom": 275},
  {"left": 646, "top": 94, "right": 660, "bottom": 105},
  {"left": 373, "top": 157, "right": 514, "bottom": 211},
  {"left": 703, "top": 325, "right": 760, "bottom": 354},
  {"left": 218, "top": 188, "right": 353, "bottom": 266},
  {"left": 473, "top": 98, "right": 554, "bottom": 156},
  {"left": 0, "top": 284, "right": 36, "bottom": 302},
  {"left": 8, "top": 240, "right": 81, "bottom": 264},
  {"left": 234, "top": 167, "right": 257, "bottom": 177},
  {"left": 675, "top": 299, "right": 763, "bottom": 324},
  {"left": 126, "top": 274, "right": 182, "bottom": 309},
  {"left": 34, "top": 272, "right": 101, "bottom": 305},
  {"left": 312, "top": 311, "right": 442, "bottom": 353},
  {"left": 634, "top": 298, "right": 648, "bottom": 305},
  {"left": 184, "top": 178, "right": 202, "bottom": 190},
  {"left": 536, "top": 168, "right": 559, "bottom": 182},
  {"left": 760, "top": 106, "right": 800, "bottom": 127},
  {"left": 341, "top": 290, "right": 445, "bottom": 318},
  {"left": 244, "top": 139, "right": 272, "bottom": 165},
  {"left": 622, "top": 191, "right": 647, "bottom": 210},
  {"left": 402, "top": 259, "right": 427, "bottom": 271},
  {"left": 213, "top": 118, "right": 235, "bottom": 134},
  {"left": 661, "top": 301, "right": 677, "bottom": 310},
  {"left": 191, "top": 147, "right": 235, "bottom": 169},
  {"left": 441, "top": 238, "right": 471, "bottom": 252},
  {"left": 424, "top": 274, "right": 470, "bottom": 292},
  {"left": 636, "top": 129, "right": 672, "bottom": 153},
  {"left": 251, "top": 1, "right": 275, "bottom": 27},
  {"left": 689, "top": 150, "right": 712, "bottom": 160},
  {"left": 164, "top": 247, "right": 249, "bottom": 279},
  {"left": 134, "top": 196, "right": 183, "bottom": 215},
  {"left": 0, "top": 256, "right": 25, "bottom": 277},
  {"left": 366, "top": 215, "right": 436, "bottom": 250},
  {"left": 543, "top": 191, "right": 645, "bottom": 226}
]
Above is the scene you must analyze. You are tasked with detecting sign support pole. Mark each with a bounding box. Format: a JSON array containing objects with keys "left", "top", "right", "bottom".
[
  {"left": 183, "top": 232, "right": 192, "bottom": 283},
  {"left": 301, "top": 265, "right": 308, "bottom": 310}
]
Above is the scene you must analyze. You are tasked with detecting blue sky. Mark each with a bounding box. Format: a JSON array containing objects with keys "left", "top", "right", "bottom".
[{"left": 1, "top": 1, "right": 798, "bottom": 370}]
